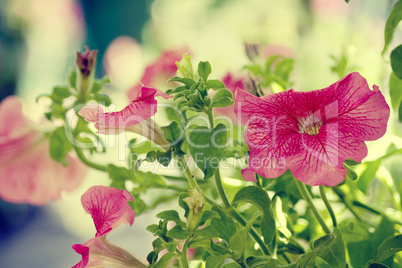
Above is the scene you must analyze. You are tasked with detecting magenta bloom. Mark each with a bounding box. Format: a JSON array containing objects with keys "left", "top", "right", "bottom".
[
  {"left": 235, "top": 72, "right": 390, "bottom": 186},
  {"left": 79, "top": 86, "right": 171, "bottom": 148},
  {"left": 127, "top": 48, "right": 187, "bottom": 101},
  {"left": 72, "top": 185, "right": 145, "bottom": 268},
  {"left": 0, "top": 96, "right": 87, "bottom": 205}
]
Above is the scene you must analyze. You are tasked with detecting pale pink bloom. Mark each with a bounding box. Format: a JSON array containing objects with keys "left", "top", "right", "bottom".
[
  {"left": 0, "top": 96, "right": 86, "bottom": 205},
  {"left": 127, "top": 49, "right": 187, "bottom": 101},
  {"left": 235, "top": 72, "right": 390, "bottom": 186},
  {"left": 72, "top": 185, "right": 145, "bottom": 268},
  {"left": 79, "top": 87, "right": 172, "bottom": 148}
]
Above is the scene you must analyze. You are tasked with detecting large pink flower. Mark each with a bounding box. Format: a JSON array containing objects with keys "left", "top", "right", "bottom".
[
  {"left": 0, "top": 96, "right": 86, "bottom": 205},
  {"left": 79, "top": 86, "right": 171, "bottom": 148},
  {"left": 235, "top": 72, "right": 390, "bottom": 186},
  {"left": 127, "top": 49, "right": 187, "bottom": 101},
  {"left": 72, "top": 185, "right": 145, "bottom": 268}
]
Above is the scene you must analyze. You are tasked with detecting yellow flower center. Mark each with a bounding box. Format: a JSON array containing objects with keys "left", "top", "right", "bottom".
[{"left": 299, "top": 115, "right": 323, "bottom": 136}]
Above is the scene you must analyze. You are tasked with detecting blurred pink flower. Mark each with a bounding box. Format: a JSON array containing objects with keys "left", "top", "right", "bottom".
[
  {"left": 0, "top": 96, "right": 86, "bottom": 205},
  {"left": 72, "top": 185, "right": 145, "bottom": 268},
  {"left": 213, "top": 72, "right": 245, "bottom": 123},
  {"left": 127, "top": 49, "right": 187, "bottom": 101},
  {"left": 79, "top": 87, "right": 172, "bottom": 148},
  {"left": 235, "top": 72, "right": 390, "bottom": 186}
]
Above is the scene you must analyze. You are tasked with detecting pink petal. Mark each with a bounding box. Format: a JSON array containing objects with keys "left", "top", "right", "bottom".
[
  {"left": 77, "top": 104, "right": 104, "bottom": 123},
  {"left": 0, "top": 96, "right": 29, "bottom": 137},
  {"left": 81, "top": 185, "right": 134, "bottom": 237},
  {"left": 235, "top": 72, "right": 390, "bottom": 186},
  {"left": 80, "top": 87, "right": 171, "bottom": 134},
  {"left": 72, "top": 236, "right": 140, "bottom": 268},
  {"left": 0, "top": 140, "right": 87, "bottom": 205},
  {"left": 127, "top": 49, "right": 187, "bottom": 101},
  {"left": 316, "top": 72, "right": 390, "bottom": 141}
]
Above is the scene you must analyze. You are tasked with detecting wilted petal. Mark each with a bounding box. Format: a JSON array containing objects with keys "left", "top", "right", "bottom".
[
  {"left": 72, "top": 236, "right": 145, "bottom": 268},
  {"left": 81, "top": 185, "right": 134, "bottom": 237}
]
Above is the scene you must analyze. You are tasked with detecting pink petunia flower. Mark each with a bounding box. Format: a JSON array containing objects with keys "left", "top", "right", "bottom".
[
  {"left": 127, "top": 49, "right": 187, "bottom": 101},
  {"left": 0, "top": 96, "right": 87, "bottom": 205},
  {"left": 72, "top": 185, "right": 146, "bottom": 268},
  {"left": 235, "top": 72, "right": 390, "bottom": 186},
  {"left": 79, "top": 87, "right": 172, "bottom": 148}
]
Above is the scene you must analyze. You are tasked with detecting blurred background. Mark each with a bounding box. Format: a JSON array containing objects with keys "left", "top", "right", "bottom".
[{"left": 0, "top": 0, "right": 400, "bottom": 267}]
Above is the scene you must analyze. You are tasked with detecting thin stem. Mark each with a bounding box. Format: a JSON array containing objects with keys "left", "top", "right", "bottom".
[
  {"left": 179, "top": 239, "right": 190, "bottom": 268},
  {"left": 319, "top": 185, "right": 337, "bottom": 227},
  {"left": 295, "top": 180, "right": 330, "bottom": 234},
  {"left": 177, "top": 156, "right": 214, "bottom": 205},
  {"left": 73, "top": 142, "right": 107, "bottom": 172},
  {"left": 214, "top": 170, "right": 231, "bottom": 208},
  {"left": 332, "top": 187, "right": 362, "bottom": 221}
]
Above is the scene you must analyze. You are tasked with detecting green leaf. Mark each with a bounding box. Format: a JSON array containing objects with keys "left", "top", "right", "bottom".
[
  {"left": 198, "top": 61, "right": 212, "bottom": 81},
  {"left": 161, "top": 121, "right": 182, "bottom": 144},
  {"left": 382, "top": 0, "right": 402, "bottom": 55},
  {"left": 399, "top": 99, "right": 402, "bottom": 122},
  {"left": 367, "top": 263, "right": 390, "bottom": 268},
  {"left": 246, "top": 256, "right": 283, "bottom": 268},
  {"left": 390, "top": 72, "right": 402, "bottom": 109},
  {"left": 391, "top": 45, "right": 402, "bottom": 80},
  {"left": 232, "top": 186, "right": 276, "bottom": 244},
  {"left": 156, "top": 210, "right": 184, "bottom": 226},
  {"left": 206, "top": 255, "right": 226, "bottom": 268},
  {"left": 373, "top": 234, "right": 402, "bottom": 263},
  {"left": 356, "top": 160, "right": 381, "bottom": 194},
  {"left": 199, "top": 210, "right": 220, "bottom": 226},
  {"left": 156, "top": 150, "right": 172, "bottom": 167},
  {"left": 312, "top": 228, "right": 346, "bottom": 268},
  {"left": 69, "top": 69, "right": 77, "bottom": 89},
  {"left": 343, "top": 163, "right": 358, "bottom": 181},
  {"left": 229, "top": 226, "right": 252, "bottom": 257},
  {"left": 211, "top": 88, "right": 234, "bottom": 108},
  {"left": 188, "top": 123, "right": 228, "bottom": 179},
  {"left": 168, "top": 77, "right": 195, "bottom": 88},
  {"left": 93, "top": 94, "right": 111, "bottom": 106},
  {"left": 206, "top": 79, "right": 225, "bottom": 90},
  {"left": 53, "top": 86, "right": 71, "bottom": 99},
  {"left": 195, "top": 226, "right": 220, "bottom": 238},
  {"left": 164, "top": 241, "right": 180, "bottom": 253},
  {"left": 245, "top": 65, "right": 263, "bottom": 76},
  {"left": 348, "top": 217, "right": 394, "bottom": 268},
  {"left": 222, "top": 263, "right": 242, "bottom": 268},
  {"left": 91, "top": 77, "right": 110, "bottom": 94},
  {"left": 338, "top": 219, "right": 369, "bottom": 243},
  {"left": 49, "top": 126, "right": 72, "bottom": 163},
  {"left": 210, "top": 206, "right": 236, "bottom": 242},
  {"left": 146, "top": 150, "right": 157, "bottom": 162},
  {"left": 152, "top": 252, "right": 176, "bottom": 268},
  {"left": 107, "top": 164, "right": 134, "bottom": 182},
  {"left": 179, "top": 192, "right": 190, "bottom": 218},
  {"left": 345, "top": 0, "right": 350, "bottom": 3}
]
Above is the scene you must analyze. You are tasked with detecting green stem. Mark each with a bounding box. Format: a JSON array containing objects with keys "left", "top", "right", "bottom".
[
  {"left": 332, "top": 187, "right": 362, "bottom": 221},
  {"left": 295, "top": 180, "right": 330, "bottom": 234},
  {"left": 73, "top": 139, "right": 107, "bottom": 172},
  {"left": 319, "top": 185, "right": 337, "bottom": 227},
  {"left": 206, "top": 109, "right": 271, "bottom": 255},
  {"left": 177, "top": 156, "right": 214, "bottom": 205}
]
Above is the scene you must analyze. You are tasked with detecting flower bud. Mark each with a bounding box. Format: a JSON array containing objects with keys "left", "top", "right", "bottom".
[
  {"left": 176, "top": 53, "right": 195, "bottom": 80},
  {"left": 76, "top": 46, "right": 98, "bottom": 98},
  {"left": 183, "top": 189, "right": 205, "bottom": 232}
]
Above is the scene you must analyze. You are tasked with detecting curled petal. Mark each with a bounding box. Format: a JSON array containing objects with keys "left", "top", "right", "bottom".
[
  {"left": 81, "top": 185, "right": 134, "bottom": 237},
  {"left": 72, "top": 236, "right": 145, "bottom": 268}
]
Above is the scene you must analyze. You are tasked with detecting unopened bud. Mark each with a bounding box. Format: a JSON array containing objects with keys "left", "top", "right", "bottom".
[
  {"left": 76, "top": 46, "right": 98, "bottom": 98},
  {"left": 183, "top": 189, "right": 205, "bottom": 232}
]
